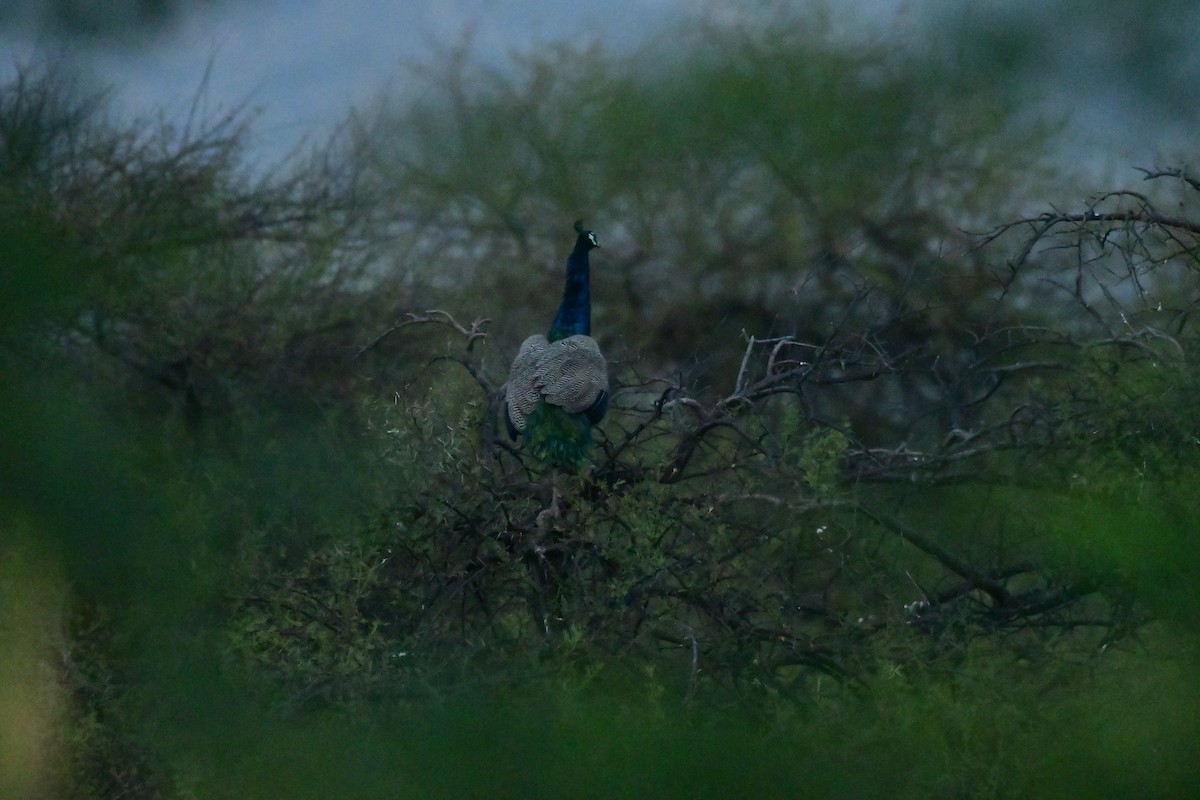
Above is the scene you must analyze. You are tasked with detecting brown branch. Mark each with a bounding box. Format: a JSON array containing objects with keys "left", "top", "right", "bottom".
[
  {"left": 1136, "top": 166, "right": 1200, "bottom": 195},
  {"left": 857, "top": 507, "right": 1011, "bottom": 606},
  {"left": 979, "top": 208, "right": 1200, "bottom": 245},
  {"left": 354, "top": 309, "right": 490, "bottom": 359},
  {"left": 597, "top": 381, "right": 680, "bottom": 470}
]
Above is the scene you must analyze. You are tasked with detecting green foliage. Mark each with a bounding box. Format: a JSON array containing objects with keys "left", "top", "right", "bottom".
[
  {"left": 1057, "top": 346, "right": 1200, "bottom": 482},
  {"left": 4, "top": 14, "right": 1200, "bottom": 797},
  {"left": 362, "top": 9, "right": 1053, "bottom": 397},
  {"left": 778, "top": 405, "right": 849, "bottom": 494}
]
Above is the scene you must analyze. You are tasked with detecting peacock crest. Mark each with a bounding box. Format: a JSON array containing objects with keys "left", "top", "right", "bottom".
[{"left": 504, "top": 220, "right": 610, "bottom": 470}]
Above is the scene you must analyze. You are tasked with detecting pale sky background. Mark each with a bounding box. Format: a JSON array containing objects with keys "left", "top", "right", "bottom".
[
  {"left": 1, "top": 1, "right": 1195, "bottom": 178},
  {"left": 2, "top": 1, "right": 759, "bottom": 160},
  {"left": 78, "top": 0, "right": 697, "bottom": 150}
]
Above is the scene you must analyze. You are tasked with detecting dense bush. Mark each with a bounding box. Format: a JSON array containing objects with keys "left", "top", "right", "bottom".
[{"left": 2, "top": 16, "right": 1199, "bottom": 797}]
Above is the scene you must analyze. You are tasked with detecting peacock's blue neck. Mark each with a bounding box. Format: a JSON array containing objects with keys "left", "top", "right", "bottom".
[{"left": 547, "top": 244, "right": 592, "bottom": 342}]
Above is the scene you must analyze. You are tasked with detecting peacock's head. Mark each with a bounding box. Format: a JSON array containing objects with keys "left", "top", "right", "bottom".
[{"left": 573, "top": 219, "right": 600, "bottom": 250}]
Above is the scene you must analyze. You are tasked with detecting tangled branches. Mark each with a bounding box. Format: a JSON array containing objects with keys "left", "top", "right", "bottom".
[{"left": 229, "top": 168, "right": 1200, "bottom": 707}]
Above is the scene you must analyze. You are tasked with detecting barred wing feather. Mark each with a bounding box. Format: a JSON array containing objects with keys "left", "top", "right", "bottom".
[
  {"left": 505, "top": 334, "right": 549, "bottom": 436},
  {"left": 505, "top": 334, "right": 608, "bottom": 435},
  {"left": 537, "top": 335, "right": 608, "bottom": 413}
]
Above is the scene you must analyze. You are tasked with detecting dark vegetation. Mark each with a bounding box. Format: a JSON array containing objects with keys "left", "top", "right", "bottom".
[
  {"left": 2, "top": 12, "right": 1199, "bottom": 799},
  {"left": 0, "top": 0, "right": 228, "bottom": 39}
]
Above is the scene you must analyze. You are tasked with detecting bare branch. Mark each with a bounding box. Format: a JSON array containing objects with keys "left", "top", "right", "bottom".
[
  {"left": 354, "top": 309, "right": 490, "bottom": 359},
  {"left": 1136, "top": 166, "right": 1200, "bottom": 194},
  {"left": 857, "top": 507, "right": 1011, "bottom": 606},
  {"left": 979, "top": 208, "right": 1200, "bottom": 245}
]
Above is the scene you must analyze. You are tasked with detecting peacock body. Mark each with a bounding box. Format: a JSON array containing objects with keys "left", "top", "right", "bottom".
[{"left": 505, "top": 221, "right": 609, "bottom": 470}]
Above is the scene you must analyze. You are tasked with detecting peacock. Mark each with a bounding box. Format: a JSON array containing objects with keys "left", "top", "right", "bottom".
[{"left": 504, "top": 220, "right": 610, "bottom": 470}]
